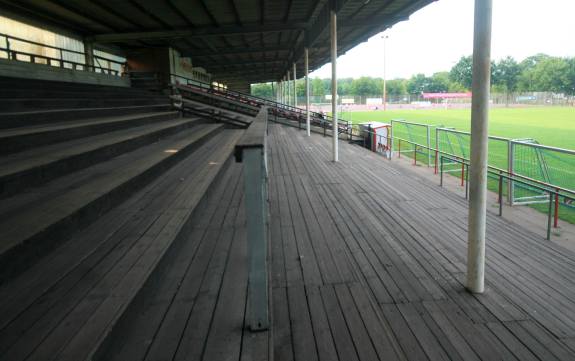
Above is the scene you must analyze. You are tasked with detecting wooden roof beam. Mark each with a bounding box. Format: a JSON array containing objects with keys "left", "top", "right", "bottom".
[{"left": 88, "top": 23, "right": 307, "bottom": 43}]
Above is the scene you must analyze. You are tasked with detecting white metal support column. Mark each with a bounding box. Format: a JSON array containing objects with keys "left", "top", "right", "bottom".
[
  {"left": 284, "top": 73, "right": 289, "bottom": 105},
  {"left": 331, "top": 9, "right": 338, "bottom": 162},
  {"left": 287, "top": 71, "right": 291, "bottom": 107},
  {"left": 282, "top": 77, "right": 285, "bottom": 104},
  {"left": 305, "top": 47, "right": 311, "bottom": 136},
  {"left": 293, "top": 63, "right": 297, "bottom": 107},
  {"left": 467, "top": 0, "right": 493, "bottom": 294}
]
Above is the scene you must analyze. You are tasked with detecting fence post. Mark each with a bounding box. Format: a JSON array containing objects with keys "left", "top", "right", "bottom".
[
  {"left": 349, "top": 121, "right": 352, "bottom": 141},
  {"left": 554, "top": 188, "right": 559, "bottom": 228},
  {"left": 6, "top": 37, "right": 11, "bottom": 60},
  {"left": 547, "top": 191, "right": 553, "bottom": 240},
  {"left": 390, "top": 119, "right": 394, "bottom": 156},
  {"left": 498, "top": 172, "right": 503, "bottom": 216},
  {"left": 440, "top": 156, "right": 444, "bottom": 187},
  {"left": 508, "top": 140, "right": 514, "bottom": 205},
  {"left": 465, "top": 164, "right": 470, "bottom": 199},
  {"left": 461, "top": 159, "right": 465, "bottom": 187},
  {"left": 414, "top": 146, "right": 417, "bottom": 165},
  {"left": 427, "top": 125, "right": 431, "bottom": 167},
  {"left": 435, "top": 127, "right": 439, "bottom": 173},
  {"left": 398, "top": 139, "right": 401, "bottom": 159}
]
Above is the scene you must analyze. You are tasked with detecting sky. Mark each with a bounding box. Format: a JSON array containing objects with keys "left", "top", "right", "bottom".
[{"left": 310, "top": 0, "right": 575, "bottom": 79}]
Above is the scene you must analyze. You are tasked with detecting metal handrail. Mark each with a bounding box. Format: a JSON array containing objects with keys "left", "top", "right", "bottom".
[
  {"left": 0, "top": 33, "right": 125, "bottom": 75},
  {"left": 170, "top": 73, "right": 351, "bottom": 129},
  {"left": 171, "top": 73, "right": 352, "bottom": 139},
  {"left": 440, "top": 155, "right": 573, "bottom": 240},
  {"left": 389, "top": 134, "right": 575, "bottom": 198}
]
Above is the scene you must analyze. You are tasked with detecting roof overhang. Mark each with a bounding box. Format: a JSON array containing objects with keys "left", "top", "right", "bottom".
[{"left": 0, "top": 0, "right": 435, "bottom": 87}]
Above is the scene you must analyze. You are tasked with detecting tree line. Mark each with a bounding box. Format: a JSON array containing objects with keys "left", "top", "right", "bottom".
[{"left": 251, "top": 53, "right": 575, "bottom": 98}]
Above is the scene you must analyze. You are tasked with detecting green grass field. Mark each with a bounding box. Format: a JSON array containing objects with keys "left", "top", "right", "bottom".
[
  {"left": 341, "top": 107, "right": 575, "bottom": 149},
  {"left": 338, "top": 106, "right": 575, "bottom": 226}
]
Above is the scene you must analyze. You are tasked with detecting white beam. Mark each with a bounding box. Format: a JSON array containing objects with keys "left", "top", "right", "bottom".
[
  {"left": 287, "top": 71, "right": 291, "bottom": 107},
  {"left": 331, "top": 9, "right": 338, "bottom": 162},
  {"left": 293, "top": 62, "right": 297, "bottom": 107},
  {"left": 467, "top": 0, "right": 493, "bottom": 294},
  {"left": 305, "top": 47, "right": 311, "bottom": 136}
]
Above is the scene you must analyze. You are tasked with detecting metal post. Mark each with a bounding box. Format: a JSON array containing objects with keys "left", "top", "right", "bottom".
[
  {"left": 390, "top": 121, "right": 394, "bottom": 156},
  {"left": 554, "top": 188, "right": 559, "bottom": 228},
  {"left": 293, "top": 63, "right": 297, "bottom": 108},
  {"left": 305, "top": 48, "right": 311, "bottom": 136},
  {"left": 461, "top": 160, "right": 465, "bottom": 187},
  {"left": 547, "top": 191, "right": 553, "bottom": 240},
  {"left": 467, "top": 0, "right": 492, "bottom": 294},
  {"left": 439, "top": 156, "right": 443, "bottom": 187},
  {"left": 435, "top": 127, "right": 439, "bottom": 174},
  {"left": 348, "top": 121, "right": 352, "bottom": 142},
  {"left": 465, "top": 164, "right": 470, "bottom": 199},
  {"left": 84, "top": 39, "right": 94, "bottom": 71},
  {"left": 5, "top": 37, "right": 10, "bottom": 60},
  {"left": 498, "top": 172, "right": 503, "bottom": 216},
  {"left": 427, "top": 125, "right": 431, "bottom": 167},
  {"left": 287, "top": 71, "right": 291, "bottom": 107},
  {"left": 508, "top": 140, "right": 514, "bottom": 205},
  {"left": 331, "top": 9, "right": 338, "bottom": 162}
]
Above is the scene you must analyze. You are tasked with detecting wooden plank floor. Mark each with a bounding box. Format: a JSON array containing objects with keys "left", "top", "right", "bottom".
[
  {"left": 90, "top": 121, "right": 575, "bottom": 361},
  {"left": 267, "top": 123, "right": 575, "bottom": 361}
]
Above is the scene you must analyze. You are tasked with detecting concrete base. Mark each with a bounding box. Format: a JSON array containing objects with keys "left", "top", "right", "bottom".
[{"left": 0, "top": 59, "right": 130, "bottom": 87}]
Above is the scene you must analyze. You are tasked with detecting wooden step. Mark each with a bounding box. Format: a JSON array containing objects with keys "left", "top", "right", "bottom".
[
  {"left": 0, "top": 76, "right": 154, "bottom": 94},
  {"left": 0, "top": 97, "right": 170, "bottom": 112},
  {"left": 0, "top": 129, "right": 243, "bottom": 361},
  {"left": 0, "top": 85, "right": 161, "bottom": 99},
  {"left": 0, "top": 111, "right": 180, "bottom": 154},
  {"left": 0, "top": 104, "right": 173, "bottom": 129},
  {"left": 0, "top": 116, "right": 199, "bottom": 198},
  {"left": 0, "top": 123, "right": 224, "bottom": 282},
  {"left": 93, "top": 159, "right": 246, "bottom": 361}
]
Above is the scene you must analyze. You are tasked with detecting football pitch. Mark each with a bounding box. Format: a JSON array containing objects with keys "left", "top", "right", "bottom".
[
  {"left": 337, "top": 106, "right": 575, "bottom": 226},
  {"left": 340, "top": 107, "right": 575, "bottom": 149}
]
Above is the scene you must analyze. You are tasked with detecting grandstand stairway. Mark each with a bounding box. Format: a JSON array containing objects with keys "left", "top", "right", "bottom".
[
  {"left": 173, "top": 80, "right": 352, "bottom": 136},
  {"left": 0, "top": 77, "right": 247, "bottom": 360}
]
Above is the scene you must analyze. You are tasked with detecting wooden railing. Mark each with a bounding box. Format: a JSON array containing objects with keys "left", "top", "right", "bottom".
[{"left": 234, "top": 107, "right": 269, "bottom": 331}]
